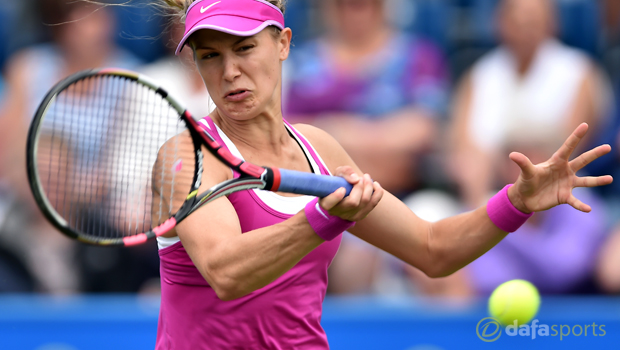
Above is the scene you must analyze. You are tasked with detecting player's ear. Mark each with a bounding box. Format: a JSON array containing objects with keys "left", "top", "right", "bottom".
[{"left": 278, "top": 28, "right": 292, "bottom": 61}]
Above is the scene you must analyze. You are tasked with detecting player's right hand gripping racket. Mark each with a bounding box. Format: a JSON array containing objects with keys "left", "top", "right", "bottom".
[{"left": 27, "top": 68, "right": 352, "bottom": 246}]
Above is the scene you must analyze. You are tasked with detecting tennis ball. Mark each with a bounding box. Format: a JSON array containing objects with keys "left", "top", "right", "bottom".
[{"left": 488, "top": 279, "right": 540, "bottom": 326}]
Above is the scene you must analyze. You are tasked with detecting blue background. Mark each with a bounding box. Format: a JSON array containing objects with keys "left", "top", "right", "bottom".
[{"left": 1, "top": 295, "right": 619, "bottom": 350}]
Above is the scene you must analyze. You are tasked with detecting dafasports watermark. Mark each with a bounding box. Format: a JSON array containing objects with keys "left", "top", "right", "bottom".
[{"left": 476, "top": 317, "right": 606, "bottom": 342}]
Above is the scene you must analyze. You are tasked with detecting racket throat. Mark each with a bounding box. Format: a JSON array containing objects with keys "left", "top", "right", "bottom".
[
  {"left": 174, "top": 194, "right": 200, "bottom": 224},
  {"left": 262, "top": 167, "right": 280, "bottom": 192}
]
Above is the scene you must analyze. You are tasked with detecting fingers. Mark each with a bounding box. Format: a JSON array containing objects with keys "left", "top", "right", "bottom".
[
  {"left": 319, "top": 172, "right": 365, "bottom": 211},
  {"left": 368, "top": 181, "right": 384, "bottom": 210},
  {"left": 319, "top": 187, "right": 346, "bottom": 211},
  {"left": 340, "top": 173, "right": 372, "bottom": 208},
  {"left": 509, "top": 152, "right": 536, "bottom": 179},
  {"left": 358, "top": 174, "right": 374, "bottom": 205},
  {"left": 567, "top": 195, "right": 592, "bottom": 213},
  {"left": 319, "top": 173, "right": 383, "bottom": 221},
  {"left": 334, "top": 166, "right": 361, "bottom": 185},
  {"left": 570, "top": 144, "right": 612, "bottom": 172},
  {"left": 555, "top": 123, "right": 589, "bottom": 161},
  {"left": 574, "top": 175, "right": 614, "bottom": 188},
  {"left": 320, "top": 166, "right": 362, "bottom": 211},
  {"left": 346, "top": 175, "right": 383, "bottom": 220}
]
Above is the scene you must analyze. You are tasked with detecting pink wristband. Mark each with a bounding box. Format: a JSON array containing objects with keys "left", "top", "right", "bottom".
[
  {"left": 486, "top": 185, "right": 533, "bottom": 233},
  {"left": 304, "top": 198, "right": 355, "bottom": 241}
]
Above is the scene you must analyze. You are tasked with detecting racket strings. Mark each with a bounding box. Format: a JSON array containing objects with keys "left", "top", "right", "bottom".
[{"left": 36, "top": 75, "right": 196, "bottom": 239}]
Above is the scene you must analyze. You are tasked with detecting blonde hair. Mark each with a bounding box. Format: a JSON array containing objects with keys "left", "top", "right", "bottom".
[{"left": 157, "top": 0, "right": 287, "bottom": 23}]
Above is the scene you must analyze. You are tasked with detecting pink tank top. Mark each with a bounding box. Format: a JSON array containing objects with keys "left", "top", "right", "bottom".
[{"left": 156, "top": 117, "right": 342, "bottom": 350}]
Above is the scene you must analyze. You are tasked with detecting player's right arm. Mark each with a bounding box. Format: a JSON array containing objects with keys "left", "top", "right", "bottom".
[{"left": 151, "top": 137, "right": 376, "bottom": 301}]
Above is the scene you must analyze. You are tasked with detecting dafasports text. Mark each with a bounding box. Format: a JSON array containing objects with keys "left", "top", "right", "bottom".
[{"left": 476, "top": 317, "right": 607, "bottom": 342}]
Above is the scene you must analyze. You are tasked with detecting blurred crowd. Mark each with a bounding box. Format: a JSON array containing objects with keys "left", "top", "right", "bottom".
[{"left": 1, "top": 0, "right": 620, "bottom": 299}]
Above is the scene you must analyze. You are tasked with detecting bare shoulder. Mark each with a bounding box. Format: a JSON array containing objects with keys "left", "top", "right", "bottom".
[
  {"left": 292, "top": 123, "right": 342, "bottom": 150},
  {"left": 151, "top": 130, "right": 230, "bottom": 219},
  {"left": 153, "top": 130, "right": 231, "bottom": 184},
  {"left": 292, "top": 123, "right": 358, "bottom": 173}
]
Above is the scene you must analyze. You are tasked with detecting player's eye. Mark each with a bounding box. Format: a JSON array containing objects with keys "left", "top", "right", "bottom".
[
  {"left": 198, "top": 52, "right": 218, "bottom": 60},
  {"left": 238, "top": 45, "right": 254, "bottom": 52}
]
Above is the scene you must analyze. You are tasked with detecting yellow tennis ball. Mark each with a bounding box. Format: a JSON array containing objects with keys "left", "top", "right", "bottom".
[{"left": 488, "top": 279, "right": 540, "bottom": 326}]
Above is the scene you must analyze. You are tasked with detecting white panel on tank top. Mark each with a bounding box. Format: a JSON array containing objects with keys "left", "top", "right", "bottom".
[{"left": 212, "top": 121, "right": 320, "bottom": 215}]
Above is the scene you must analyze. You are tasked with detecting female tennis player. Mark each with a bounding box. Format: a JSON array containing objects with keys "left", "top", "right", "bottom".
[{"left": 155, "top": 0, "right": 612, "bottom": 348}]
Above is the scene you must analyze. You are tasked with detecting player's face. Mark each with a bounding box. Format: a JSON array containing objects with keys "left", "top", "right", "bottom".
[{"left": 191, "top": 28, "right": 291, "bottom": 121}]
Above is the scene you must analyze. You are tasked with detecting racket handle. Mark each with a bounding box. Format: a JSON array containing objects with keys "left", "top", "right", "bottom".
[{"left": 274, "top": 169, "right": 353, "bottom": 198}]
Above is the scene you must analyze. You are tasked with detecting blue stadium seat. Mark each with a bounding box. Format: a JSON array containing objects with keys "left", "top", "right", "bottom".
[
  {"left": 469, "top": 0, "right": 500, "bottom": 46},
  {"left": 283, "top": 0, "right": 313, "bottom": 45},
  {"left": 407, "top": 0, "right": 452, "bottom": 50},
  {"left": 0, "top": 4, "right": 12, "bottom": 69},
  {"left": 111, "top": 0, "right": 317, "bottom": 62},
  {"left": 555, "top": 0, "right": 601, "bottom": 57},
  {"left": 112, "top": 1, "right": 168, "bottom": 63}
]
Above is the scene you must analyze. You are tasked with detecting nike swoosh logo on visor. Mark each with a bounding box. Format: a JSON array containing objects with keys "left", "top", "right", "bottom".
[{"left": 201, "top": 1, "right": 221, "bottom": 13}]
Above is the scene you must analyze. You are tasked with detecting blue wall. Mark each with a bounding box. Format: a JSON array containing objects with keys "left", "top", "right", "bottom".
[{"left": 0, "top": 295, "right": 619, "bottom": 350}]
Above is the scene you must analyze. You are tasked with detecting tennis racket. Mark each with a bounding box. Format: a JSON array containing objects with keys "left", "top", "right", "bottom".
[{"left": 27, "top": 68, "right": 353, "bottom": 247}]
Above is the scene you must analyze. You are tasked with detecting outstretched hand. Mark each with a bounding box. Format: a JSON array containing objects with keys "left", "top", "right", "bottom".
[{"left": 508, "top": 123, "right": 613, "bottom": 213}]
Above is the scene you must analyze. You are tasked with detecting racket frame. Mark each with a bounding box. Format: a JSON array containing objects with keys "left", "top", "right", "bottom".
[
  {"left": 27, "top": 68, "right": 277, "bottom": 246},
  {"left": 27, "top": 68, "right": 351, "bottom": 247}
]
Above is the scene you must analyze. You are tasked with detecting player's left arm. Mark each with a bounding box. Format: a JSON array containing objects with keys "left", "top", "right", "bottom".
[{"left": 296, "top": 123, "right": 613, "bottom": 278}]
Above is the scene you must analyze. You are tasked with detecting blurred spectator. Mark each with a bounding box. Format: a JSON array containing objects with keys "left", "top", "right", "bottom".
[
  {"left": 449, "top": 0, "right": 612, "bottom": 209},
  {"left": 139, "top": 20, "right": 212, "bottom": 119},
  {"left": 0, "top": 0, "right": 143, "bottom": 293},
  {"left": 603, "top": 0, "right": 620, "bottom": 42},
  {"left": 409, "top": 0, "right": 613, "bottom": 297},
  {"left": 596, "top": 226, "right": 620, "bottom": 294},
  {"left": 0, "top": 71, "right": 33, "bottom": 292},
  {"left": 284, "top": 0, "right": 448, "bottom": 196},
  {"left": 595, "top": 82, "right": 620, "bottom": 295},
  {"left": 602, "top": 0, "right": 620, "bottom": 82},
  {"left": 283, "top": 0, "right": 448, "bottom": 295}
]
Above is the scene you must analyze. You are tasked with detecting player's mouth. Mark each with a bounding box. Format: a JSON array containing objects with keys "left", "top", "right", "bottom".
[{"left": 225, "top": 89, "right": 250, "bottom": 101}]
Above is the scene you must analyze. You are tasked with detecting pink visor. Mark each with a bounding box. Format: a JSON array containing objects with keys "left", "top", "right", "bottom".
[{"left": 175, "top": 0, "right": 285, "bottom": 55}]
